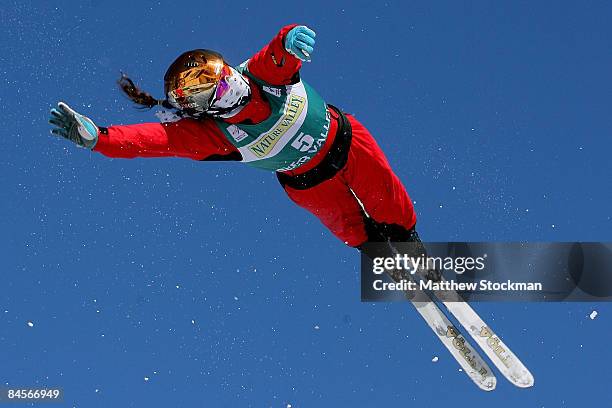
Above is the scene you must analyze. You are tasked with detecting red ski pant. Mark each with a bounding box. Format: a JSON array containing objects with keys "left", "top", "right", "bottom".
[{"left": 281, "top": 114, "right": 417, "bottom": 247}]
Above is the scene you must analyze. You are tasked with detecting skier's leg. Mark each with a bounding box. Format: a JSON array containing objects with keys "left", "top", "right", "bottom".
[
  {"left": 338, "top": 115, "right": 442, "bottom": 281},
  {"left": 341, "top": 114, "right": 417, "bottom": 241},
  {"left": 279, "top": 175, "right": 369, "bottom": 248},
  {"left": 277, "top": 109, "right": 418, "bottom": 250}
]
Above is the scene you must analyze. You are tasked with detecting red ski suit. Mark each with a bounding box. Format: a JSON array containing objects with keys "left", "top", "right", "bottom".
[{"left": 94, "top": 25, "right": 416, "bottom": 247}]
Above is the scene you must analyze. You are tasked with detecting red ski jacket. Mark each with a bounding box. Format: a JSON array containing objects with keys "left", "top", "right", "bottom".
[{"left": 94, "top": 24, "right": 339, "bottom": 176}]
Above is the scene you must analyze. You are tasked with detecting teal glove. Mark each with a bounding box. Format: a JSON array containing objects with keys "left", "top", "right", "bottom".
[
  {"left": 285, "top": 25, "right": 316, "bottom": 62},
  {"left": 49, "top": 102, "right": 99, "bottom": 149}
]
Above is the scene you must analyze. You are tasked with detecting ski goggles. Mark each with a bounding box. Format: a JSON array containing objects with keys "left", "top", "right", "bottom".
[{"left": 165, "top": 51, "right": 232, "bottom": 112}]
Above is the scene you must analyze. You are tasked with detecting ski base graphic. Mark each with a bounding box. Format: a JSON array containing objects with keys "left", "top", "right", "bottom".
[
  {"left": 388, "top": 270, "right": 534, "bottom": 390},
  {"left": 412, "top": 297, "right": 497, "bottom": 391}
]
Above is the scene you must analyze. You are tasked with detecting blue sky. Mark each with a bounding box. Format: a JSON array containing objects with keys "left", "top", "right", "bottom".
[{"left": 1, "top": 1, "right": 611, "bottom": 406}]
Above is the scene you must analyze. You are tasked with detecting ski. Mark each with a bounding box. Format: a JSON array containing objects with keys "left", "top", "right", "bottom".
[
  {"left": 437, "top": 291, "right": 535, "bottom": 388},
  {"left": 378, "top": 241, "right": 532, "bottom": 390},
  {"left": 408, "top": 289, "right": 497, "bottom": 391},
  {"left": 385, "top": 264, "right": 497, "bottom": 391},
  {"left": 414, "top": 272, "right": 534, "bottom": 388}
]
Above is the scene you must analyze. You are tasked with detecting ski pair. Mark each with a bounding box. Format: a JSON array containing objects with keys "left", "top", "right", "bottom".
[{"left": 408, "top": 281, "right": 534, "bottom": 391}]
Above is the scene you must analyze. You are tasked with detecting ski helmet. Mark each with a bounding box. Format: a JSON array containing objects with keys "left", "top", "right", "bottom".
[{"left": 164, "top": 49, "right": 228, "bottom": 116}]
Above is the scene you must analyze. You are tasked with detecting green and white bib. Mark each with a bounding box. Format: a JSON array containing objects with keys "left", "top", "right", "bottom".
[{"left": 214, "top": 61, "right": 331, "bottom": 172}]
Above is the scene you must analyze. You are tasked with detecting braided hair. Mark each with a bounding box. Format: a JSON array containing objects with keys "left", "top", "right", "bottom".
[{"left": 117, "top": 73, "right": 175, "bottom": 110}]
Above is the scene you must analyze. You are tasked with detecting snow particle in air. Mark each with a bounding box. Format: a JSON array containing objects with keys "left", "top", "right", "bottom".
[
  {"left": 589, "top": 310, "right": 598, "bottom": 320},
  {"left": 27, "top": 321, "right": 34, "bottom": 327},
  {"left": 431, "top": 356, "right": 439, "bottom": 363}
]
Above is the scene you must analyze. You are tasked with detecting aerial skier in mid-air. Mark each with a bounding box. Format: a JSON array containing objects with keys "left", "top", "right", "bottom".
[
  {"left": 49, "top": 24, "right": 533, "bottom": 390},
  {"left": 49, "top": 24, "right": 420, "bottom": 255}
]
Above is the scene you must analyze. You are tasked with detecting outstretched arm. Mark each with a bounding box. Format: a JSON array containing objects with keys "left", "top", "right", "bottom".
[
  {"left": 49, "top": 102, "right": 240, "bottom": 161},
  {"left": 95, "top": 119, "right": 239, "bottom": 161},
  {"left": 247, "top": 24, "right": 316, "bottom": 85}
]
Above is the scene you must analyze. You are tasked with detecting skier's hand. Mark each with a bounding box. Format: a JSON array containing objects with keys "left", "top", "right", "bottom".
[
  {"left": 49, "top": 102, "right": 99, "bottom": 149},
  {"left": 285, "top": 26, "right": 316, "bottom": 62}
]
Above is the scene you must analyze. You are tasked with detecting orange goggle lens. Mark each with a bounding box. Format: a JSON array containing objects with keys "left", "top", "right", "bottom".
[{"left": 167, "top": 65, "right": 233, "bottom": 112}]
